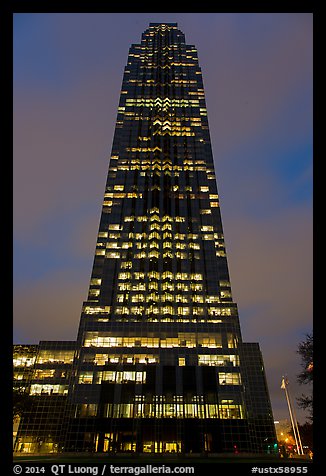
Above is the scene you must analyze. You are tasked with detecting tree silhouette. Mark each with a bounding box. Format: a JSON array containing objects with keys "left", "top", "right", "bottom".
[
  {"left": 13, "top": 387, "right": 32, "bottom": 419},
  {"left": 296, "top": 332, "right": 313, "bottom": 421}
]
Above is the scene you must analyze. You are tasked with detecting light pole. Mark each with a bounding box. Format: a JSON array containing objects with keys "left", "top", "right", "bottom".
[{"left": 281, "top": 376, "right": 304, "bottom": 455}]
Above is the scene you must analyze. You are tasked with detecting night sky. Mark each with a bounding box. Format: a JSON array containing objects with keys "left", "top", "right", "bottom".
[{"left": 13, "top": 13, "right": 313, "bottom": 424}]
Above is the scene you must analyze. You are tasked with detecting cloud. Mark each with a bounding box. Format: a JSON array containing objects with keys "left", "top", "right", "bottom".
[
  {"left": 225, "top": 202, "right": 312, "bottom": 339},
  {"left": 222, "top": 199, "right": 312, "bottom": 422},
  {"left": 13, "top": 72, "right": 116, "bottom": 242},
  {"left": 198, "top": 13, "right": 313, "bottom": 160},
  {"left": 13, "top": 269, "right": 88, "bottom": 344}
]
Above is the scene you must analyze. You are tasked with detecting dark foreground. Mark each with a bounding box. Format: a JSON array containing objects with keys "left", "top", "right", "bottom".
[{"left": 13, "top": 452, "right": 312, "bottom": 464}]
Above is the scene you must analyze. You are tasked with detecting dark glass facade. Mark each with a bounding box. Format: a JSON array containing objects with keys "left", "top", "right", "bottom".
[{"left": 13, "top": 23, "right": 277, "bottom": 454}]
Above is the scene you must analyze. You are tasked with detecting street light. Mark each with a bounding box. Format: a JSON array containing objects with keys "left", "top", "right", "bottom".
[{"left": 281, "top": 376, "right": 304, "bottom": 455}]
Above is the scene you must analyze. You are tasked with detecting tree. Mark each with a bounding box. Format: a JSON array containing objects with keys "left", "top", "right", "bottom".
[
  {"left": 298, "top": 422, "right": 313, "bottom": 452},
  {"left": 296, "top": 332, "right": 313, "bottom": 421},
  {"left": 13, "top": 387, "right": 32, "bottom": 419}
]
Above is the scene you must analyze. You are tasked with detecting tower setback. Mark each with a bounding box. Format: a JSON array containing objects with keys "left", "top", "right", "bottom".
[{"left": 13, "top": 23, "right": 277, "bottom": 455}]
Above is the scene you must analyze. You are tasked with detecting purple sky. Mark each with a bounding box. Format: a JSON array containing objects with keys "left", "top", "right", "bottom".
[{"left": 13, "top": 13, "right": 313, "bottom": 424}]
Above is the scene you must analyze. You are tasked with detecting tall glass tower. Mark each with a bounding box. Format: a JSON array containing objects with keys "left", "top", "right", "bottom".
[
  {"left": 14, "top": 23, "right": 277, "bottom": 455},
  {"left": 64, "top": 22, "right": 276, "bottom": 454}
]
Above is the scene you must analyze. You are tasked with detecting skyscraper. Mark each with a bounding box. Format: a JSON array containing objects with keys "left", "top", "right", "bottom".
[{"left": 14, "top": 23, "right": 277, "bottom": 455}]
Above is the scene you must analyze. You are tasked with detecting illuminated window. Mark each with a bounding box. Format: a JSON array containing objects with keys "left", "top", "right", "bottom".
[
  {"left": 131, "top": 306, "right": 144, "bottom": 315},
  {"left": 135, "top": 251, "right": 146, "bottom": 259},
  {"left": 33, "top": 369, "right": 56, "bottom": 379},
  {"left": 162, "top": 222, "right": 172, "bottom": 230},
  {"left": 106, "top": 252, "right": 121, "bottom": 258},
  {"left": 107, "top": 242, "right": 120, "bottom": 249},
  {"left": 150, "top": 223, "right": 161, "bottom": 231},
  {"left": 162, "top": 282, "right": 174, "bottom": 291},
  {"left": 198, "top": 355, "right": 239, "bottom": 366},
  {"left": 220, "top": 290, "right": 232, "bottom": 299},
  {"left": 176, "top": 286, "right": 189, "bottom": 295},
  {"left": 200, "top": 209, "right": 211, "bottom": 214},
  {"left": 219, "top": 372, "right": 242, "bottom": 385},
  {"left": 178, "top": 307, "right": 190, "bottom": 316},
  {"left": 83, "top": 305, "right": 110, "bottom": 315},
  {"left": 30, "top": 384, "right": 68, "bottom": 395},
  {"left": 227, "top": 333, "right": 238, "bottom": 348},
  {"left": 77, "top": 404, "right": 98, "bottom": 417},
  {"left": 89, "top": 289, "right": 100, "bottom": 297},
  {"left": 162, "top": 305, "right": 173, "bottom": 315},
  {"left": 219, "top": 280, "right": 231, "bottom": 287},
  {"left": 118, "top": 283, "right": 131, "bottom": 291},
  {"left": 191, "top": 283, "right": 203, "bottom": 291},
  {"left": 78, "top": 372, "right": 93, "bottom": 384},
  {"left": 108, "top": 224, "right": 122, "bottom": 230},
  {"left": 13, "top": 372, "right": 25, "bottom": 380},
  {"left": 13, "top": 355, "right": 36, "bottom": 367},
  {"left": 148, "top": 281, "right": 158, "bottom": 290},
  {"left": 219, "top": 402, "right": 244, "bottom": 419},
  {"left": 198, "top": 334, "right": 222, "bottom": 348},
  {"left": 36, "top": 350, "right": 74, "bottom": 364}
]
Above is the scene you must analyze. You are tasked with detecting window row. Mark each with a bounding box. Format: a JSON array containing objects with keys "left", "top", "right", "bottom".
[
  {"left": 77, "top": 370, "right": 240, "bottom": 386},
  {"left": 116, "top": 293, "right": 220, "bottom": 303},
  {"left": 118, "top": 271, "right": 203, "bottom": 281},
  {"left": 29, "top": 384, "right": 68, "bottom": 396},
  {"left": 117, "top": 282, "right": 205, "bottom": 292},
  {"left": 78, "top": 370, "right": 146, "bottom": 385},
  {"left": 111, "top": 305, "right": 234, "bottom": 317},
  {"left": 13, "top": 356, "right": 36, "bottom": 367},
  {"left": 75, "top": 402, "right": 244, "bottom": 419},
  {"left": 83, "top": 354, "right": 159, "bottom": 365},
  {"left": 36, "top": 351, "right": 74, "bottom": 365},
  {"left": 81, "top": 353, "right": 239, "bottom": 367},
  {"left": 83, "top": 332, "right": 230, "bottom": 349}
]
